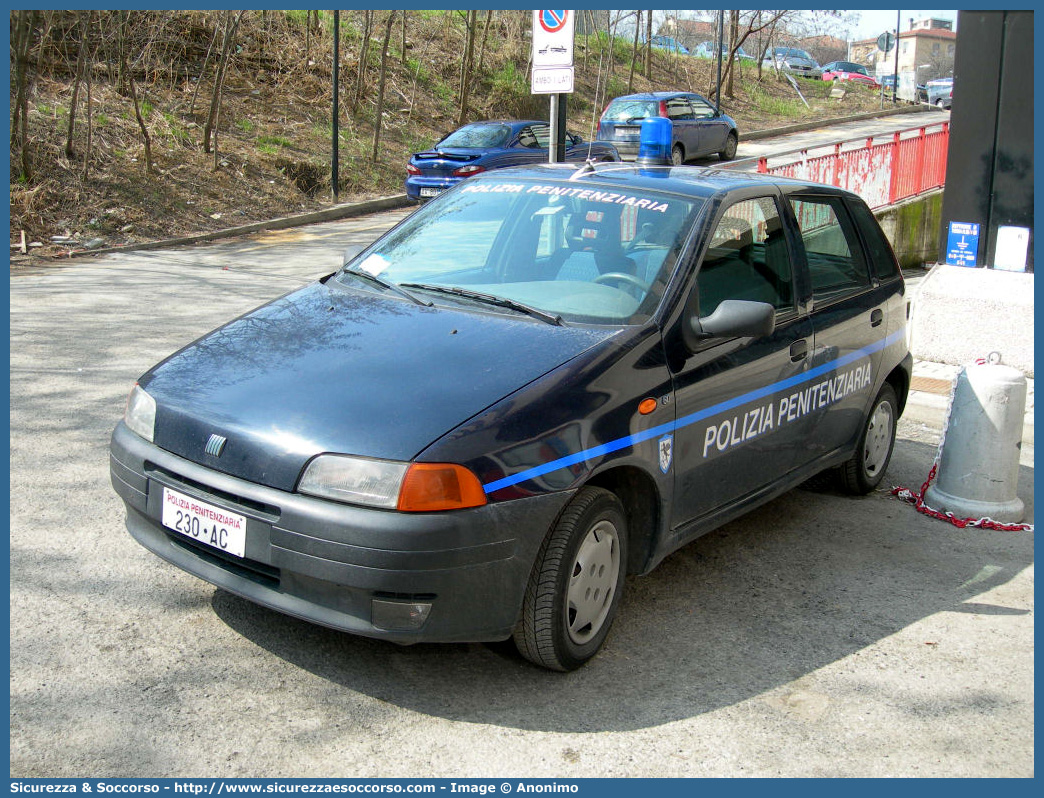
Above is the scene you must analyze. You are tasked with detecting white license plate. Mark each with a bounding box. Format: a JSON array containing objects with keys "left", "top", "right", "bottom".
[
  {"left": 419, "top": 187, "right": 443, "bottom": 198},
  {"left": 161, "top": 486, "right": 247, "bottom": 558}
]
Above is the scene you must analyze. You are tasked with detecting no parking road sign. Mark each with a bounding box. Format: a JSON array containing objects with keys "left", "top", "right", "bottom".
[{"left": 532, "top": 9, "right": 575, "bottom": 93}]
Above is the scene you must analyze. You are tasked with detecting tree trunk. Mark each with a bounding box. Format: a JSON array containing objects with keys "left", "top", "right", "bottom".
[
  {"left": 725, "top": 10, "right": 740, "bottom": 98},
  {"left": 371, "top": 11, "right": 396, "bottom": 162},
  {"left": 477, "top": 10, "right": 493, "bottom": 74},
  {"left": 203, "top": 10, "right": 245, "bottom": 154},
  {"left": 11, "top": 10, "right": 38, "bottom": 181},
  {"left": 644, "top": 12, "right": 652, "bottom": 76},
  {"left": 457, "top": 10, "right": 478, "bottom": 127},
  {"left": 627, "top": 11, "right": 640, "bottom": 92},
  {"left": 65, "top": 11, "right": 91, "bottom": 159},
  {"left": 124, "top": 62, "right": 153, "bottom": 174},
  {"left": 400, "top": 10, "right": 407, "bottom": 65},
  {"left": 353, "top": 10, "right": 373, "bottom": 109},
  {"left": 191, "top": 14, "right": 221, "bottom": 117},
  {"left": 82, "top": 30, "right": 94, "bottom": 181}
]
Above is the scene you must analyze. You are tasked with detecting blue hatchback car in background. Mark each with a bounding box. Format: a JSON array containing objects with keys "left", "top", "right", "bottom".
[
  {"left": 405, "top": 120, "right": 619, "bottom": 201},
  {"left": 597, "top": 91, "right": 739, "bottom": 164},
  {"left": 113, "top": 163, "right": 911, "bottom": 671}
]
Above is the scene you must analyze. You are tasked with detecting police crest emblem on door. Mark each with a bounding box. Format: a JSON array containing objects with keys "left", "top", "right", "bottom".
[{"left": 658, "top": 434, "right": 674, "bottom": 474}]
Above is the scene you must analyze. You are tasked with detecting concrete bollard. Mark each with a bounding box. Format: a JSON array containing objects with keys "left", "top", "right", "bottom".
[{"left": 924, "top": 364, "right": 1027, "bottom": 523}]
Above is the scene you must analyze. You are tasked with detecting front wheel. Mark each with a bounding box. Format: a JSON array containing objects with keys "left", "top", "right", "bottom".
[
  {"left": 839, "top": 383, "right": 898, "bottom": 494},
  {"left": 719, "top": 132, "right": 738, "bottom": 161},
  {"left": 513, "top": 487, "right": 627, "bottom": 671}
]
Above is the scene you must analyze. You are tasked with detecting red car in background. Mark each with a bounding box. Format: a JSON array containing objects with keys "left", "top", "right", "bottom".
[{"left": 821, "top": 61, "right": 880, "bottom": 87}]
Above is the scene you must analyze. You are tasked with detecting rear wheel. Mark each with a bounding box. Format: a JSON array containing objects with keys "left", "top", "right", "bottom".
[
  {"left": 671, "top": 144, "right": 685, "bottom": 166},
  {"left": 513, "top": 487, "right": 627, "bottom": 671},
  {"left": 719, "top": 132, "right": 738, "bottom": 161},
  {"left": 839, "top": 383, "right": 898, "bottom": 494}
]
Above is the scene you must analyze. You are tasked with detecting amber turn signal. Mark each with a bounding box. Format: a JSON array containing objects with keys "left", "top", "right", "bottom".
[
  {"left": 398, "top": 463, "right": 487, "bottom": 512},
  {"left": 639, "top": 397, "right": 658, "bottom": 415}
]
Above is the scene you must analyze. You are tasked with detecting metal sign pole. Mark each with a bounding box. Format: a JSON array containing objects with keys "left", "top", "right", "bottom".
[
  {"left": 532, "top": 9, "right": 575, "bottom": 161},
  {"left": 549, "top": 94, "right": 559, "bottom": 163},
  {"left": 893, "top": 10, "right": 900, "bottom": 104}
]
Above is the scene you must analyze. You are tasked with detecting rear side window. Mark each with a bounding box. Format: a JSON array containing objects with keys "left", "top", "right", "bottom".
[
  {"left": 439, "top": 123, "right": 511, "bottom": 149},
  {"left": 698, "top": 197, "right": 795, "bottom": 316},
  {"left": 789, "top": 197, "right": 871, "bottom": 303},
  {"left": 665, "top": 97, "right": 694, "bottom": 121},
  {"left": 845, "top": 198, "right": 900, "bottom": 281}
]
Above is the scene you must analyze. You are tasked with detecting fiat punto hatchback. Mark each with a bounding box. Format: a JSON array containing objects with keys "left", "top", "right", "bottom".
[{"left": 111, "top": 164, "right": 912, "bottom": 671}]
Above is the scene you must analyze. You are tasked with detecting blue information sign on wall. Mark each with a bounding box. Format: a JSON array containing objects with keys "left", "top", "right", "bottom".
[{"left": 945, "top": 221, "right": 980, "bottom": 267}]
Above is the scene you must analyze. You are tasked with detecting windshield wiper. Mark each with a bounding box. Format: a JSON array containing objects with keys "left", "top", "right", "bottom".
[
  {"left": 341, "top": 268, "right": 432, "bottom": 307},
  {"left": 400, "top": 283, "right": 562, "bottom": 326}
]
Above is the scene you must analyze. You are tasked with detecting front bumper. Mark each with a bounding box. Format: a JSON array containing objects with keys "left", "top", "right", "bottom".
[{"left": 110, "top": 422, "right": 572, "bottom": 643}]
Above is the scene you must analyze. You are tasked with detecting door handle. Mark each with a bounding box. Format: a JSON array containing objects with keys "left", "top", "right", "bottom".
[
  {"left": 870, "top": 308, "right": 884, "bottom": 327},
  {"left": 790, "top": 339, "right": 808, "bottom": 362}
]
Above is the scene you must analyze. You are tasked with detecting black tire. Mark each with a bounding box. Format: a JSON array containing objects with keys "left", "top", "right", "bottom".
[
  {"left": 839, "top": 383, "right": 898, "bottom": 494},
  {"left": 513, "top": 487, "right": 627, "bottom": 671},
  {"left": 671, "top": 144, "right": 685, "bottom": 166},
  {"left": 719, "top": 132, "right": 738, "bottom": 161}
]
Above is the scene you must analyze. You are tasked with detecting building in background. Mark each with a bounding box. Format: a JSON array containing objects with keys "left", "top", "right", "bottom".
[{"left": 850, "top": 16, "right": 956, "bottom": 96}]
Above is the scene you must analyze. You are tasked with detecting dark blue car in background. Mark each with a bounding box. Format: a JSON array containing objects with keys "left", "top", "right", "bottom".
[
  {"left": 112, "top": 163, "right": 911, "bottom": 671},
  {"left": 597, "top": 91, "right": 738, "bottom": 164},
  {"left": 405, "top": 120, "right": 619, "bottom": 200}
]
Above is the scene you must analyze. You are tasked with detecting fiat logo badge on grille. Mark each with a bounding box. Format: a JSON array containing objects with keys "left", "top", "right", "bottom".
[{"left": 205, "top": 434, "right": 227, "bottom": 457}]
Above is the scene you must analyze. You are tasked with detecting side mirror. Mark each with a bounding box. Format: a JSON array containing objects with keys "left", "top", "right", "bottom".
[
  {"left": 683, "top": 299, "right": 776, "bottom": 351},
  {"left": 342, "top": 244, "right": 365, "bottom": 268}
]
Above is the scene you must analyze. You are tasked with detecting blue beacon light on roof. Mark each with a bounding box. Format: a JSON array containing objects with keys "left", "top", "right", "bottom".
[{"left": 637, "top": 117, "right": 672, "bottom": 167}]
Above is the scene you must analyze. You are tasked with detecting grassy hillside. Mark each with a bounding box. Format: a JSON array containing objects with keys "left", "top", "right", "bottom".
[{"left": 9, "top": 10, "right": 887, "bottom": 258}]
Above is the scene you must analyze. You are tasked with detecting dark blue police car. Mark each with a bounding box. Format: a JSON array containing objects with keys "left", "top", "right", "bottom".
[{"left": 111, "top": 162, "right": 912, "bottom": 671}]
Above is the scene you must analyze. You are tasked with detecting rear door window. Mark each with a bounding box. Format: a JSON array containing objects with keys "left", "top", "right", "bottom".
[{"left": 789, "top": 197, "right": 871, "bottom": 304}]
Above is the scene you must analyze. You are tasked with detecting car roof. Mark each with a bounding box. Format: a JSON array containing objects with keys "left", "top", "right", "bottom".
[
  {"left": 462, "top": 120, "right": 546, "bottom": 129},
  {"left": 462, "top": 162, "right": 858, "bottom": 202},
  {"left": 608, "top": 91, "right": 697, "bottom": 102}
]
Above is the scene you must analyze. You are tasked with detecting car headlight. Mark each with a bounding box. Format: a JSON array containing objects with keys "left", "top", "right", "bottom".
[
  {"left": 299, "top": 455, "right": 486, "bottom": 512},
  {"left": 124, "top": 383, "right": 156, "bottom": 443}
]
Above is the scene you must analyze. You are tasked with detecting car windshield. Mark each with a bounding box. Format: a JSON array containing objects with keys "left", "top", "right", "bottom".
[
  {"left": 438, "top": 123, "right": 512, "bottom": 149},
  {"left": 602, "top": 100, "right": 658, "bottom": 123},
  {"left": 337, "top": 177, "right": 703, "bottom": 325}
]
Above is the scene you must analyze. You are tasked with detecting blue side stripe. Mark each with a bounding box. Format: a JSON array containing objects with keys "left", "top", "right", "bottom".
[{"left": 482, "top": 329, "right": 905, "bottom": 494}]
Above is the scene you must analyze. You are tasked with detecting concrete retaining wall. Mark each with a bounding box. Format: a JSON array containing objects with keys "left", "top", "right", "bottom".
[{"left": 874, "top": 190, "right": 943, "bottom": 267}]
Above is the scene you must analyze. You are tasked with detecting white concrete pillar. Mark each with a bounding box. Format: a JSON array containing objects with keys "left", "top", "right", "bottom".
[{"left": 925, "top": 364, "right": 1027, "bottom": 522}]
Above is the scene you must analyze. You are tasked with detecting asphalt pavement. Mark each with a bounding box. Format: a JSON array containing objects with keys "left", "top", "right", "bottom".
[{"left": 8, "top": 199, "right": 1033, "bottom": 778}]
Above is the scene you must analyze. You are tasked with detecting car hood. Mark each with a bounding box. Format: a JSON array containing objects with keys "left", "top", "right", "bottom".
[{"left": 142, "top": 280, "right": 616, "bottom": 491}]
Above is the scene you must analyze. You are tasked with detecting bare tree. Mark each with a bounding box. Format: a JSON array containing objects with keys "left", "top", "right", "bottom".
[
  {"left": 203, "top": 10, "right": 245, "bottom": 154},
  {"left": 191, "top": 14, "right": 222, "bottom": 117},
  {"left": 456, "top": 10, "right": 478, "bottom": 127},
  {"left": 710, "top": 10, "right": 793, "bottom": 99},
  {"left": 64, "top": 10, "right": 92, "bottom": 158},
  {"left": 11, "top": 10, "right": 39, "bottom": 180},
  {"left": 627, "top": 10, "right": 641, "bottom": 92},
  {"left": 371, "top": 10, "right": 396, "bottom": 162},
  {"left": 81, "top": 13, "right": 96, "bottom": 180},
  {"left": 120, "top": 12, "right": 154, "bottom": 174},
  {"left": 477, "top": 10, "right": 494, "bottom": 74},
  {"left": 644, "top": 11, "right": 653, "bottom": 76},
  {"left": 353, "top": 10, "right": 373, "bottom": 109}
]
